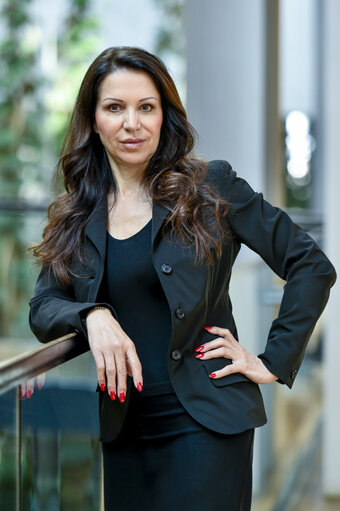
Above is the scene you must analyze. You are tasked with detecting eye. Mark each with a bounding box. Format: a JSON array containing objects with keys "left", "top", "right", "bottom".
[
  {"left": 108, "top": 104, "right": 121, "bottom": 112},
  {"left": 140, "top": 104, "right": 153, "bottom": 112}
]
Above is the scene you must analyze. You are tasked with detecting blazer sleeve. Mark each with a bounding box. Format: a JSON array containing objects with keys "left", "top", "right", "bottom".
[
  {"left": 214, "top": 159, "right": 337, "bottom": 388},
  {"left": 29, "top": 265, "right": 116, "bottom": 343}
]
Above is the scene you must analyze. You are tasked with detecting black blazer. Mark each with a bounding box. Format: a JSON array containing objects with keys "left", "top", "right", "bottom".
[{"left": 29, "top": 160, "right": 336, "bottom": 442}]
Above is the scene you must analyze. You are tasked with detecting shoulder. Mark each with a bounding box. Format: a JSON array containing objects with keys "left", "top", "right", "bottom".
[
  {"left": 206, "top": 160, "right": 258, "bottom": 206},
  {"left": 206, "top": 159, "right": 232, "bottom": 178}
]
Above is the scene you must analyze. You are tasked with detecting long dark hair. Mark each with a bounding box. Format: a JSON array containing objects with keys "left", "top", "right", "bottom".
[{"left": 30, "top": 46, "right": 229, "bottom": 285}]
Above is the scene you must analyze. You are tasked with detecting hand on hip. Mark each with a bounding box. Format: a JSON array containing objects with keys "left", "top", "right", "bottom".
[{"left": 195, "top": 326, "right": 278, "bottom": 384}]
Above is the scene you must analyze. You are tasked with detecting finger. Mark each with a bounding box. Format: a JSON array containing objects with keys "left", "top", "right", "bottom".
[
  {"left": 126, "top": 346, "right": 143, "bottom": 392},
  {"left": 19, "top": 383, "right": 26, "bottom": 400},
  {"left": 92, "top": 350, "right": 107, "bottom": 391},
  {"left": 104, "top": 354, "right": 117, "bottom": 400},
  {"left": 114, "top": 352, "right": 127, "bottom": 403},
  {"left": 208, "top": 362, "right": 242, "bottom": 379},
  {"left": 197, "top": 337, "right": 234, "bottom": 352},
  {"left": 37, "top": 373, "right": 46, "bottom": 391},
  {"left": 204, "top": 326, "right": 236, "bottom": 341},
  {"left": 26, "top": 378, "right": 35, "bottom": 398},
  {"left": 195, "top": 346, "right": 234, "bottom": 361}
]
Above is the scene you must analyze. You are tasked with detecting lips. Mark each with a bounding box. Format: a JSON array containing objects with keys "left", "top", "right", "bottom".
[
  {"left": 122, "top": 139, "right": 144, "bottom": 143},
  {"left": 121, "top": 138, "right": 145, "bottom": 149}
]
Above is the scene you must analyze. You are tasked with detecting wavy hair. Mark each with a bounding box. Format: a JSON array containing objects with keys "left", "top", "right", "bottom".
[{"left": 30, "top": 46, "right": 230, "bottom": 285}]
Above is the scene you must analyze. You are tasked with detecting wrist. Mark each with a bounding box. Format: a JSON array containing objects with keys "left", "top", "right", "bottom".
[
  {"left": 257, "top": 356, "right": 279, "bottom": 382},
  {"left": 86, "top": 306, "right": 111, "bottom": 319}
]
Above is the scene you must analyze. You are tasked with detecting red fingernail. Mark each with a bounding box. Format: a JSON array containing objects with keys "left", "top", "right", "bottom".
[
  {"left": 119, "top": 392, "right": 125, "bottom": 403},
  {"left": 137, "top": 381, "right": 143, "bottom": 392},
  {"left": 204, "top": 326, "right": 213, "bottom": 330},
  {"left": 110, "top": 390, "right": 116, "bottom": 400},
  {"left": 195, "top": 353, "right": 204, "bottom": 358},
  {"left": 27, "top": 389, "right": 32, "bottom": 399},
  {"left": 20, "top": 390, "right": 25, "bottom": 399},
  {"left": 209, "top": 373, "right": 216, "bottom": 378},
  {"left": 38, "top": 382, "right": 43, "bottom": 391},
  {"left": 195, "top": 345, "right": 204, "bottom": 352},
  {"left": 100, "top": 383, "right": 105, "bottom": 392}
]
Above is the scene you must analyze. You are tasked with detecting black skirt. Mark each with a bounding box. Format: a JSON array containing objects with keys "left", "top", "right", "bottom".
[{"left": 102, "top": 383, "right": 254, "bottom": 511}]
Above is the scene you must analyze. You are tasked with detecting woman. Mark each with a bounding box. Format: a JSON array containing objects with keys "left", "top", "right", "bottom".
[{"left": 29, "top": 46, "right": 336, "bottom": 510}]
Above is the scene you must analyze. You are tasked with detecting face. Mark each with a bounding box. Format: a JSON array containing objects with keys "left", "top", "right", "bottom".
[{"left": 94, "top": 69, "right": 163, "bottom": 173}]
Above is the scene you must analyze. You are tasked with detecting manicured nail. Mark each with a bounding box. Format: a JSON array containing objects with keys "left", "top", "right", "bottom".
[
  {"left": 137, "top": 381, "right": 143, "bottom": 392},
  {"left": 209, "top": 373, "right": 216, "bottom": 378},
  {"left": 110, "top": 390, "right": 116, "bottom": 400},
  {"left": 20, "top": 390, "right": 25, "bottom": 399},
  {"left": 119, "top": 392, "right": 125, "bottom": 403},
  {"left": 195, "top": 345, "right": 204, "bottom": 352},
  {"left": 38, "top": 382, "right": 43, "bottom": 391},
  {"left": 26, "top": 389, "right": 32, "bottom": 399},
  {"left": 195, "top": 353, "right": 204, "bottom": 358},
  {"left": 100, "top": 383, "right": 105, "bottom": 392},
  {"left": 204, "top": 326, "right": 213, "bottom": 330}
]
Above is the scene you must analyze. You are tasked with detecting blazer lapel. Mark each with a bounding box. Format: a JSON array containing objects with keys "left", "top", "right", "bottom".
[
  {"left": 85, "top": 198, "right": 170, "bottom": 259},
  {"left": 152, "top": 201, "right": 170, "bottom": 246},
  {"left": 85, "top": 201, "right": 107, "bottom": 260}
]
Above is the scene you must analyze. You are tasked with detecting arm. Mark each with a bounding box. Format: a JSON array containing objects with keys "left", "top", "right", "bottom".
[
  {"left": 213, "top": 160, "right": 336, "bottom": 388},
  {"left": 29, "top": 265, "right": 143, "bottom": 401},
  {"left": 29, "top": 265, "right": 116, "bottom": 343}
]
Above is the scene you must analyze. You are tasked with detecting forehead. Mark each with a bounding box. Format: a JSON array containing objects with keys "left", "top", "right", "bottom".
[{"left": 97, "top": 69, "right": 160, "bottom": 99}]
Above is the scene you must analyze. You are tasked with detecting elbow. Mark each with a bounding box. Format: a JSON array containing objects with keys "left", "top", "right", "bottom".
[
  {"left": 321, "top": 257, "right": 337, "bottom": 288},
  {"left": 329, "top": 264, "right": 337, "bottom": 288},
  {"left": 29, "top": 302, "right": 56, "bottom": 344},
  {"left": 312, "top": 250, "right": 337, "bottom": 288},
  {"left": 29, "top": 311, "right": 49, "bottom": 344}
]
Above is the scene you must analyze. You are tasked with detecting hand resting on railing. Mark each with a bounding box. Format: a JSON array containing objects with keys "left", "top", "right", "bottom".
[{"left": 19, "top": 372, "right": 45, "bottom": 399}]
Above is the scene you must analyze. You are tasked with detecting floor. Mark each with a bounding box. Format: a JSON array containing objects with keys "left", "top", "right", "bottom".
[
  {"left": 252, "top": 394, "right": 340, "bottom": 511},
  {"left": 293, "top": 444, "right": 340, "bottom": 511}
]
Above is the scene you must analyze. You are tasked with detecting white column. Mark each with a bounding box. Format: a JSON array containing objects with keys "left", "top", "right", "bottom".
[
  {"left": 185, "top": 0, "right": 279, "bottom": 495},
  {"left": 185, "top": 0, "right": 266, "bottom": 191},
  {"left": 321, "top": 0, "right": 340, "bottom": 497}
]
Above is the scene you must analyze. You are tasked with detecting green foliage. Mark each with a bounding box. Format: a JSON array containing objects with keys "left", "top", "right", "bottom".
[
  {"left": 0, "top": 0, "right": 44, "bottom": 338},
  {"left": 0, "top": 0, "right": 44, "bottom": 199},
  {"left": 45, "top": 0, "right": 100, "bottom": 155},
  {"left": 152, "top": 0, "right": 184, "bottom": 57},
  {"left": 0, "top": 0, "right": 99, "bottom": 339}
]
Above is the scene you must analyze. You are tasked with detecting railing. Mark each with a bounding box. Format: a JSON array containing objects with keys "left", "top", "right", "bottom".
[
  {"left": 0, "top": 334, "right": 102, "bottom": 511},
  {"left": 0, "top": 199, "right": 49, "bottom": 213},
  {"left": 0, "top": 333, "right": 88, "bottom": 395}
]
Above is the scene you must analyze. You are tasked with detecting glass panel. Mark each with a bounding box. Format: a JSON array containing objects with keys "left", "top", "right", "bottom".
[
  {"left": 18, "top": 351, "right": 102, "bottom": 511},
  {"left": 0, "top": 387, "right": 18, "bottom": 511}
]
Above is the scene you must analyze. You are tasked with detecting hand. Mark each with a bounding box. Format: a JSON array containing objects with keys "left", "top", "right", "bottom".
[
  {"left": 19, "top": 373, "right": 46, "bottom": 399},
  {"left": 86, "top": 308, "right": 143, "bottom": 402},
  {"left": 195, "top": 326, "right": 278, "bottom": 385}
]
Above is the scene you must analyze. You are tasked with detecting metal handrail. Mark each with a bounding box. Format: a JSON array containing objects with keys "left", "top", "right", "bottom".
[
  {"left": 0, "top": 198, "right": 49, "bottom": 212},
  {"left": 0, "top": 332, "right": 89, "bottom": 395},
  {"left": 0, "top": 332, "right": 92, "bottom": 511}
]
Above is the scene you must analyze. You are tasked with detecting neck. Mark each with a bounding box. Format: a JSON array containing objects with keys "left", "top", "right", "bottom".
[{"left": 108, "top": 158, "right": 147, "bottom": 198}]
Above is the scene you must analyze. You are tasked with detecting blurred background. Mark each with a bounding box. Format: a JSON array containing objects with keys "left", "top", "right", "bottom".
[{"left": 0, "top": 0, "right": 339, "bottom": 510}]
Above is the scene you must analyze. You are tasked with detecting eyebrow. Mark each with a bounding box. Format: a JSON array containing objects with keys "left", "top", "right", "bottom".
[{"left": 102, "top": 96, "right": 158, "bottom": 103}]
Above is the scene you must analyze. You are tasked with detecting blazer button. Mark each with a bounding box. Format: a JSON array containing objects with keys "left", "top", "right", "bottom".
[
  {"left": 161, "top": 263, "right": 172, "bottom": 274},
  {"left": 175, "top": 307, "right": 185, "bottom": 320},
  {"left": 291, "top": 369, "right": 298, "bottom": 380},
  {"left": 171, "top": 349, "right": 182, "bottom": 361}
]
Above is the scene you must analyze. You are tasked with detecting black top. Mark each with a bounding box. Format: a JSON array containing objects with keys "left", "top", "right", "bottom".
[{"left": 100, "top": 218, "right": 174, "bottom": 396}]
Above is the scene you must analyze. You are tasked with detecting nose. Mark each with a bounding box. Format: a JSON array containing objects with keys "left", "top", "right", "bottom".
[{"left": 123, "top": 108, "right": 141, "bottom": 131}]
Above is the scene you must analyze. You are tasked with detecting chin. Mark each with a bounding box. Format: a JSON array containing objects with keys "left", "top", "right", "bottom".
[
  {"left": 118, "top": 156, "right": 151, "bottom": 169},
  {"left": 120, "top": 152, "right": 153, "bottom": 165}
]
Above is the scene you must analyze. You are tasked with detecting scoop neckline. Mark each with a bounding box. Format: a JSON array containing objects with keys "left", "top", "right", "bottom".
[{"left": 107, "top": 217, "right": 152, "bottom": 242}]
